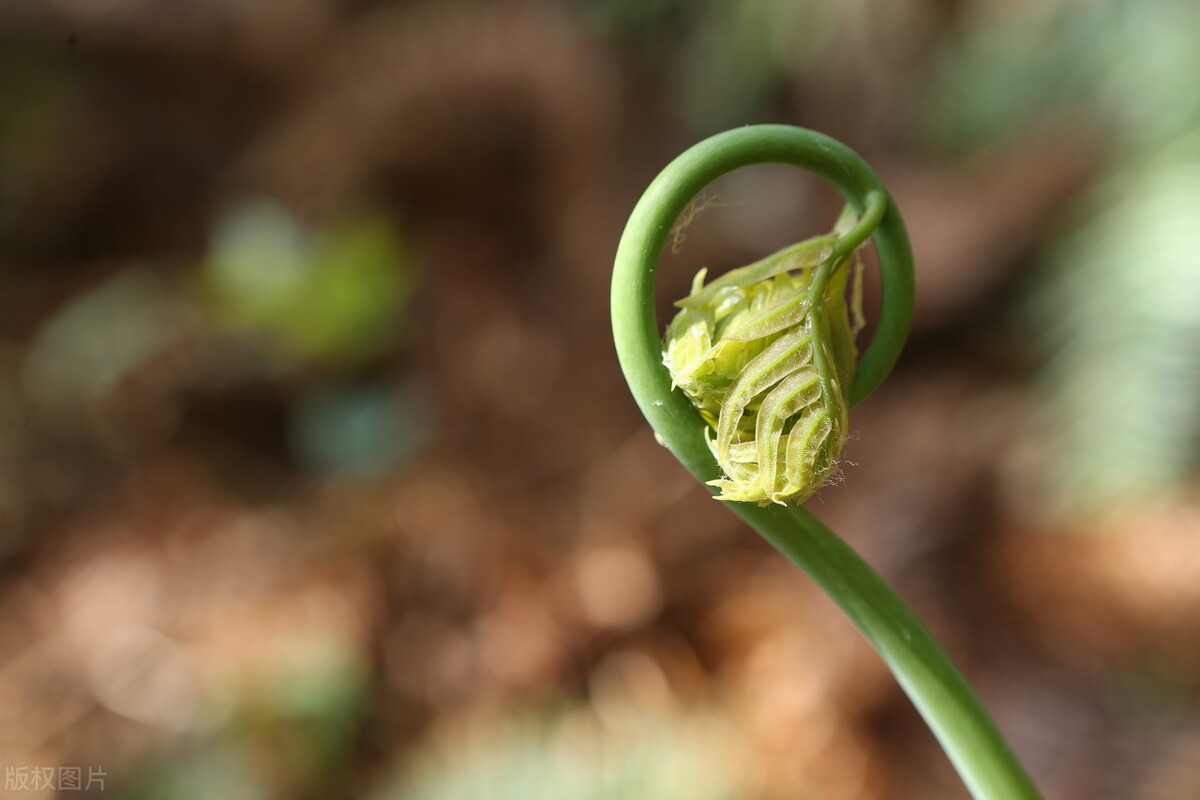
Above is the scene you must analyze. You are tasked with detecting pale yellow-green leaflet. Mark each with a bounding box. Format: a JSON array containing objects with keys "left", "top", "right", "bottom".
[{"left": 662, "top": 209, "right": 865, "bottom": 505}]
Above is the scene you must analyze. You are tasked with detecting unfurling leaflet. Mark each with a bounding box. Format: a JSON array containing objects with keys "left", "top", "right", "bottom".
[{"left": 662, "top": 209, "right": 865, "bottom": 505}]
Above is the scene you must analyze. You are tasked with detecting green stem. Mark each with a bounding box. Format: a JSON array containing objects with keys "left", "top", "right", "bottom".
[
  {"left": 611, "top": 125, "right": 1041, "bottom": 800},
  {"left": 807, "top": 191, "right": 883, "bottom": 471}
]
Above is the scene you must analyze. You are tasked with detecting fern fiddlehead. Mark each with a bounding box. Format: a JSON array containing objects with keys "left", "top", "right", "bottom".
[{"left": 611, "top": 125, "right": 1041, "bottom": 800}]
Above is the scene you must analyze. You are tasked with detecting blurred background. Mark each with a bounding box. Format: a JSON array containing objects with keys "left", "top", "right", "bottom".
[{"left": 2, "top": 0, "right": 1200, "bottom": 797}]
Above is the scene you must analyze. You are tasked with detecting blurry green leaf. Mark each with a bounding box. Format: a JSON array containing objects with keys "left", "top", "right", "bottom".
[
  {"left": 116, "top": 744, "right": 266, "bottom": 800},
  {"left": 204, "top": 201, "right": 412, "bottom": 368},
  {"left": 23, "top": 269, "right": 188, "bottom": 418},
  {"left": 246, "top": 633, "right": 369, "bottom": 774},
  {"left": 925, "top": 0, "right": 1200, "bottom": 514},
  {"left": 207, "top": 202, "right": 310, "bottom": 312},
  {"left": 119, "top": 634, "right": 368, "bottom": 800},
  {"left": 258, "top": 633, "right": 367, "bottom": 724},
  {"left": 1031, "top": 136, "right": 1200, "bottom": 512},
  {"left": 924, "top": 0, "right": 1200, "bottom": 154},
  {"left": 382, "top": 708, "right": 738, "bottom": 800}
]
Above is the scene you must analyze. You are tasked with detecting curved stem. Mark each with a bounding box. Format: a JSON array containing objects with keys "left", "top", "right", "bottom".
[
  {"left": 807, "top": 190, "right": 883, "bottom": 464},
  {"left": 611, "top": 125, "right": 1041, "bottom": 800}
]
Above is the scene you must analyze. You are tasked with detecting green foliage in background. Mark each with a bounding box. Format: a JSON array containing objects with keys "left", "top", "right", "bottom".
[
  {"left": 927, "top": 0, "right": 1200, "bottom": 512},
  {"left": 382, "top": 709, "right": 737, "bottom": 800},
  {"left": 23, "top": 269, "right": 190, "bottom": 421},
  {"left": 203, "top": 202, "right": 412, "bottom": 369},
  {"left": 202, "top": 201, "right": 426, "bottom": 476},
  {"left": 925, "top": 0, "right": 1200, "bottom": 156},
  {"left": 1032, "top": 141, "right": 1200, "bottom": 510},
  {"left": 116, "top": 635, "right": 368, "bottom": 800},
  {"left": 575, "top": 0, "right": 859, "bottom": 133}
]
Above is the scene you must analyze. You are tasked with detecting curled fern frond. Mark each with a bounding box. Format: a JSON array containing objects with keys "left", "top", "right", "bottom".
[
  {"left": 663, "top": 212, "right": 865, "bottom": 504},
  {"left": 612, "top": 126, "right": 1040, "bottom": 800}
]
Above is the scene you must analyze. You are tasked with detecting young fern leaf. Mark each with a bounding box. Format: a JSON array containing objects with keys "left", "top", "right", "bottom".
[
  {"left": 663, "top": 213, "right": 865, "bottom": 505},
  {"left": 614, "top": 126, "right": 1040, "bottom": 800}
]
